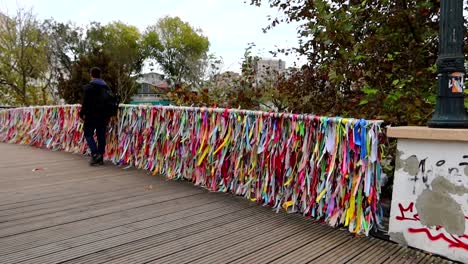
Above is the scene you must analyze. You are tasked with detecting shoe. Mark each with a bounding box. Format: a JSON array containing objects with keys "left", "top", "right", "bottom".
[{"left": 89, "top": 154, "right": 103, "bottom": 166}]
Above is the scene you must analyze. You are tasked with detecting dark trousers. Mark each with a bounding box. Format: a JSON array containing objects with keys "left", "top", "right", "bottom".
[{"left": 83, "top": 119, "right": 107, "bottom": 156}]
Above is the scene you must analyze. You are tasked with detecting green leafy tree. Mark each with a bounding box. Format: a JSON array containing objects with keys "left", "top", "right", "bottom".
[
  {"left": 0, "top": 9, "right": 49, "bottom": 106},
  {"left": 58, "top": 51, "right": 111, "bottom": 103},
  {"left": 41, "top": 19, "right": 83, "bottom": 103},
  {"left": 249, "top": 0, "right": 442, "bottom": 125},
  {"left": 143, "top": 16, "right": 210, "bottom": 85},
  {"left": 58, "top": 21, "right": 144, "bottom": 103},
  {"left": 168, "top": 44, "right": 264, "bottom": 110},
  {"left": 88, "top": 22, "right": 144, "bottom": 102}
]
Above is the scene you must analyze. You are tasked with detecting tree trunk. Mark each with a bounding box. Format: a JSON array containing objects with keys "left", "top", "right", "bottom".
[
  {"left": 21, "top": 72, "right": 28, "bottom": 106},
  {"left": 42, "top": 86, "right": 47, "bottom": 105}
]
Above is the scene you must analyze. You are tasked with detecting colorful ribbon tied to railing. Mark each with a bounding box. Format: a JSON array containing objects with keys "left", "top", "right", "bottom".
[{"left": 0, "top": 104, "right": 385, "bottom": 235}]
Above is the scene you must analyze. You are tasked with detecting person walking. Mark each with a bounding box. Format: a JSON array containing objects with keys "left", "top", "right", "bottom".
[{"left": 79, "top": 67, "right": 110, "bottom": 166}]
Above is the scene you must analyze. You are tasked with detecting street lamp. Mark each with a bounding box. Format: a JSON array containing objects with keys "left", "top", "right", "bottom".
[{"left": 428, "top": 0, "right": 468, "bottom": 128}]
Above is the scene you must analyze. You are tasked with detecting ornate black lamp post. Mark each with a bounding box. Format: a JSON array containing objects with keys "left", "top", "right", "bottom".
[{"left": 428, "top": 0, "right": 468, "bottom": 128}]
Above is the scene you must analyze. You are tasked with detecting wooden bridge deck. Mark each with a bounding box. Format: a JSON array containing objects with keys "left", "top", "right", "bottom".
[{"left": 0, "top": 143, "right": 452, "bottom": 264}]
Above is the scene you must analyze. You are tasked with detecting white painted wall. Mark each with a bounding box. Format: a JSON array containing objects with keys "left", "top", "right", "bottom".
[{"left": 389, "top": 139, "right": 468, "bottom": 263}]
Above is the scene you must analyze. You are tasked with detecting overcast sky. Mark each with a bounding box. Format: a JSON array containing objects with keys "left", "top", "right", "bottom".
[{"left": 0, "top": 0, "right": 307, "bottom": 73}]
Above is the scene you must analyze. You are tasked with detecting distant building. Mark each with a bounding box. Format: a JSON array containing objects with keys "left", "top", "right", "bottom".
[
  {"left": 254, "top": 59, "right": 286, "bottom": 84},
  {"left": 130, "top": 72, "right": 171, "bottom": 105},
  {"left": 0, "top": 13, "right": 9, "bottom": 28},
  {"left": 212, "top": 71, "right": 241, "bottom": 87}
]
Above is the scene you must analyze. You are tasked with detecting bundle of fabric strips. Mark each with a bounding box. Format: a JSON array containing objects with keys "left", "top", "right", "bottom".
[{"left": 0, "top": 104, "right": 385, "bottom": 235}]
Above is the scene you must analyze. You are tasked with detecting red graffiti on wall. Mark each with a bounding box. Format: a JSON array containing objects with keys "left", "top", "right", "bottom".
[
  {"left": 396, "top": 202, "right": 419, "bottom": 221},
  {"left": 408, "top": 228, "right": 468, "bottom": 250},
  {"left": 397, "top": 203, "right": 468, "bottom": 250}
]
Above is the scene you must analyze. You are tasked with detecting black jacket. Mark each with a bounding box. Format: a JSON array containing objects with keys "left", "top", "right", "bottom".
[{"left": 79, "top": 80, "right": 110, "bottom": 121}]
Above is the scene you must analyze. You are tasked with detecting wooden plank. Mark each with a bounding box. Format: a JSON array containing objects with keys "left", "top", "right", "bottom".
[
  {"left": 0, "top": 146, "right": 78, "bottom": 169},
  {"left": 382, "top": 247, "right": 452, "bottom": 264},
  {"left": 0, "top": 183, "right": 175, "bottom": 220},
  {"left": 0, "top": 188, "right": 204, "bottom": 238},
  {"left": 0, "top": 153, "right": 75, "bottom": 167},
  {"left": 1, "top": 199, "right": 251, "bottom": 263},
  {"left": 346, "top": 239, "right": 402, "bottom": 264},
  {"left": 375, "top": 244, "right": 415, "bottom": 264},
  {"left": 380, "top": 247, "right": 411, "bottom": 264},
  {"left": 0, "top": 193, "right": 233, "bottom": 255},
  {"left": 102, "top": 207, "right": 277, "bottom": 264},
  {"left": 0, "top": 159, "right": 83, "bottom": 183},
  {"left": 0, "top": 171, "right": 161, "bottom": 205},
  {"left": 0, "top": 176, "right": 193, "bottom": 219},
  {"left": 151, "top": 213, "right": 314, "bottom": 263},
  {"left": 16, "top": 206, "right": 262, "bottom": 264},
  {"left": 0, "top": 169, "right": 137, "bottom": 193},
  {"left": 0, "top": 179, "right": 162, "bottom": 211},
  {"left": 62, "top": 204, "right": 258, "bottom": 264},
  {"left": 0, "top": 143, "right": 452, "bottom": 264},
  {"left": 208, "top": 221, "right": 333, "bottom": 264},
  {"left": 307, "top": 235, "right": 374, "bottom": 263},
  {"left": 269, "top": 229, "right": 351, "bottom": 263},
  {"left": 0, "top": 182, "right": 197, "bottom": 224}
]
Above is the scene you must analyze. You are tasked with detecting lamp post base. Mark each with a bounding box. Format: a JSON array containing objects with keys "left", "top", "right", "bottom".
[
  {"left": 427, "top": 72, "right": 468, "bottom": 128},
  {"left": 428, "top": 117, "right": 468, "bottom": 128}
]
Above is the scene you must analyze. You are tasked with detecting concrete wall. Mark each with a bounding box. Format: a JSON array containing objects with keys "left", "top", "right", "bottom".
[{"left": 389, "top": 137, "right": 468, "bottom": 263}]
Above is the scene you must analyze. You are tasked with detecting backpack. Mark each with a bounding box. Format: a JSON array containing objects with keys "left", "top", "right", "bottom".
[{"left": 100, "top": 86, "right": 120, "bottom": 118}]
